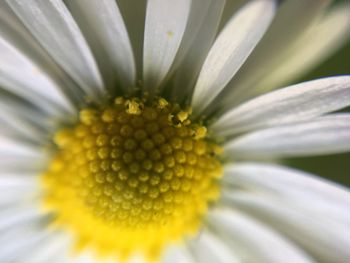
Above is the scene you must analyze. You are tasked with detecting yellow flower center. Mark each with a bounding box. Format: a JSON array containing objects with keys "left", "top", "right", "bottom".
[{"left": 42, "top": 97, "right": 222, "bottom": 261}]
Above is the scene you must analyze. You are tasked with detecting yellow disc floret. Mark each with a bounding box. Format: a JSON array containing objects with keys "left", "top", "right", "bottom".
[{"left": 42, "top": 97, "right": 222, "bottom": 261}]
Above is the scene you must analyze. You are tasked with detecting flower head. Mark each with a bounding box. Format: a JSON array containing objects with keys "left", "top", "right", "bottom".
[{"left": 1, "top": 0, "right": 350, "bottom": 262}]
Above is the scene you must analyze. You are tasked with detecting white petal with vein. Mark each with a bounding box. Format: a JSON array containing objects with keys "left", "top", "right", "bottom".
[
  {"left": 223, "top": 192, "right": 350, "bottom": 263},
  {"left": 192, "top": 0, "right": 276, "bottom": 114},
  {"left": 220, "top": 0, "right": 331, "bottom": 107},
  {"left": 188, "top": 231, "right": 240, "bottom": 263},
  {"left": 208, "top": 208, "right": 314, "bottom": 263},
  {"left": 143, "top": 0, "right": 191, "bottom": 93},
  {"left": 7, "top": 0, "right": 105, "bottom": 100},
  {"left": 212, "top": 76, "right": 350, "bottom": 136},
  {"left": 224, "top": 114, "right": 350, "bottom": 158},
  {"left": 224, "top": 163, "right": 350, "bottom": 224},
  {"left": 65, "top": 0, "right": 136, "bottom": 91}
]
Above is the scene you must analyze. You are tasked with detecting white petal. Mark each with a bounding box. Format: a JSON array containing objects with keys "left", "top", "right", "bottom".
[
  {"left": 224, "top": 114, "right": 350, "bottom": 159},
  {"left": 191, "top": 0, "right": 276, "bottom": 115},
  {"left": 0, "top": 205, "right": 42, "bottom": 232},
  {"left": 188, "top": 231, "right": 240, "bottom": 263},
  {"left": 249, "top": 3, "right": 350, "bottom": 95},
  {"left": 0, "top": 174, "right": 39, "bottom": 189},
  {"left": 207, "top": 208, "right": 314, "bottom": 263},
  {"left": 0, "top": 2, "right": 79, "bottom": 114},
  {"left": 64, "top": 0, "right": 136, "bottom": 92},
  {"left": 224, "top": 163, "right": 350, "bottom": 224},
  {"left": 0, "top": 111, "right": 46, "bottom": 144},
  {"left": 0, "top": 226, "right": 51, "bottom": 262},
  {"left": 0, "top": 159, "right": 44, "bottom": 177},
  {"left": 0, "top": 157, "right": 44, "bottom": 176},
  {"left": 143, "top": 0, "right": 191, "bottom": 93},
  {"left": 161, "top": 245, "right": 194, "bottom": 263},
  {"left": 223, "top": 192, "right": 350, "bottom": 263},
  {"left": 0, "top": 90, "right": 57, "bottom": 134},
  {"left": 25, "top": 233, "right": 72, "bottom": 263},
  {"left": 0, "top": 135, "right": 45, "bottom": 174},
  {"left": 0, "top": 93, "right": 52, "bottom": 144},
  {"left": 218, "top": 1, "right": 246, "bottom": 30},
  {"left": 0, "top": 173, "right": 40, "bottom": 205},
  {"left": 171, "top": 0, "right": 225, "bottom": 103},
  {"left": 6, "top": 0, "right": 105, "bottom": 101},
  {"left": 220, "top": 0, "right": 331, "bottom": 107},
  {"left": 0, "top": 36, "right": 74, "bottom": 116},
  {"left": 170, "top": 0, "right": 224, "bottom": 71},
  {"left": 70, "top": 251, "right": 100, "bottom": 263},
  {"left": 0, "top": 135, "right": 43, "bottom": 158},
  {"left": 116, "top": 0, "right": 147, "bottom": 79},
  {"left": 211, "top": 76, "right": 350, "bottom": 136}
]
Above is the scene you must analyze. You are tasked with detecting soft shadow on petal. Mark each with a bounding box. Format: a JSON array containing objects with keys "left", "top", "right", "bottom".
[
  {"left": 219, "top": 0, "right": 331, "bottom": 109},
  {"left": 191, "top": 0, "right": 276, "bottom": 115},
  {"left": 222, "top": 191, "right": 350, "bottom": 263},
  {"left": 6, "top": 0, "right": 106, "bottom": 101},
  {"left": 241, "top": 2, "right": 350, "bottom": 100},
  {"left": 223, "top": 162, "right": 350, "bottom": 224},
  {"left": 170, "top": 0, "right": 225, "bottom": 103},
  {"left": 207, "top": 208, "right": 315, "bottom": 263},
  {"left": 224, "top": 114, "right": 350, "bottom": 159},
  {"left": 0, "top": 1, "right": 83, "bottom": 112},
  {"left": 143, "top": 0, "right": 191, "bottom": 94},
  {"left": 161, "top": 245, "right": 194, "bottom": 263},
  {"left": 211, "top": 76, "right": 350, "bottom": 137},
  {"left": 64, "top": 0, "right": 136, "bottom": 93},
  {"left": 187, "top": 230, "right": 240, "bottom": 263}
]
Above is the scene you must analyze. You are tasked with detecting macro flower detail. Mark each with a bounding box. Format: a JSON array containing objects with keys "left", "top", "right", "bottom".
[
  {"left": 44, "top": 97, "right": 222, "bottom": 259},
  {"left": 0, "top": 0, "right": 350, "bottom": 263}
]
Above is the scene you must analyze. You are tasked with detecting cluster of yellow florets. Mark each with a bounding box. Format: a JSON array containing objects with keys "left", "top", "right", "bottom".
[{"left": 42, "top": 97, "right": 222, "bottom": 260}]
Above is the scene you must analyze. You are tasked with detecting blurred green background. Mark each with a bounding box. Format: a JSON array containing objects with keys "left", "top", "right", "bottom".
[{"left": 288, "top": 40, "right": 350, "bottom": 187}]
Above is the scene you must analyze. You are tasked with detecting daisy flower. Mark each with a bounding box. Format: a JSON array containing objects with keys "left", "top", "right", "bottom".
[{"left": 1, "top": 0, "right": 350, "bottom": 262}]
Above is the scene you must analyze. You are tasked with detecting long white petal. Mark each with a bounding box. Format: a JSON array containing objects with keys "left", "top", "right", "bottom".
[
  {"left": 207, "top": 208, "right": 314, "bottom": 263},
  {"left": 188, "top": 231, "right": 240, "bottom": 263},
  {"left": 0, "top": 205, "right": 42, "bottom": 232},
  {"left": 212, "top": 76, "right": 350, "bottom": 136},
  {"left": 0, "top": 135, "right": 43, "bottom": 158},
  {"left": 64, "top": 0, "right": 136, "bottom": 92},
  {"left": 161, "top": 245, "right": 195, "bottom": 263},
  {"left": 0, "top": 174, "right": 38, "bottom": 189},
  {"left": 171, "top": 0, "right": 225, "bottom": 103},
  {"left": 0, "top": 36, "right": 74, "bottom": 116},
  {"left": 0, "top": 227, "right": 51, "bottom": 262},
  {"left": 191, "top": 0, "right": 276, "bottom": 115},
  {"left": 250, "top": 3, "right": 350, "bottom": 95},
  {"left": 0, "top": 111, "right": 47, "bottom": 144},
  {"left": 224, "top": 163, "right": 350, "bottom": 224},
  {"left": 116, "top": 0, "right": 147, "bottom": 79},
  {"left": 0, "top": 135, "right": 45, "bottom": 176},
  {"left": 0, "top": 173, "right": 40, "bottom": 206},
  {"left": 143, "top": 0, "right": 191, "bottom": 93},
  {"left": 25, "top": 233, "right": 72, "bottom": 263},
  {"left": 223, "top": 192, "right": 350, "bottom": 263},
  {"left": 220, "top": 0, "right": 331, "bottom": 107},
  {"left": 0, "top": 93, "right": 52, "bottom": 144},
  {"left": 6, "top": 0, "right": 105, "bottom": 101},
  {"left": 0, "top": 2, "right": 80, "bottom": 114},
  {"left": 224, "top": 114, "right": 350, "bottom": 159}
]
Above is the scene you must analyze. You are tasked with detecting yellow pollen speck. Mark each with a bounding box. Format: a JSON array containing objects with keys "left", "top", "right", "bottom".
[
  {"left": 194, "top": 126, "right": 207, "bottom": 139},
  {"left": 42, "top": 97, "right": 223, "bottom": 262},
  {"left": 157, "top": 98, "right": 169, "bottom": 109},
  {"left": 177, "top": 111, "right": 189, "bottom": 123},
  {"left": 167, "top": 31, "right": 174, "bottom": 38},
  {"left": 125, "top": 99, "right": 143, "bottom": 115}
]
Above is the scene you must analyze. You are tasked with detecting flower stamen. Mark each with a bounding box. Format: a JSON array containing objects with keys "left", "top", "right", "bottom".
[{"left": 42, "top": 97, "right": 222, "bottom": 260}]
